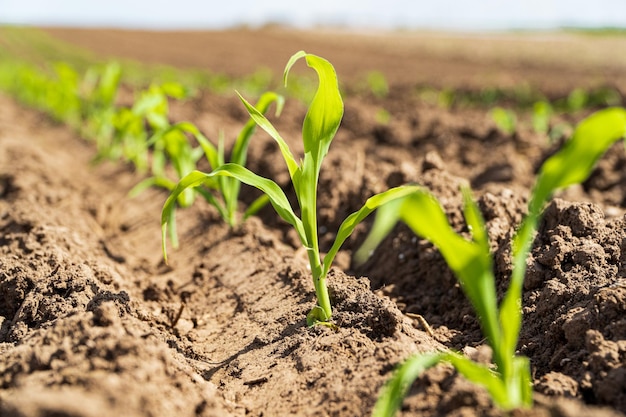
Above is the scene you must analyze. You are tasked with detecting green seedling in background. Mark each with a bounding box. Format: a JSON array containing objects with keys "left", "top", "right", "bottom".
[
  {"left": 49, "top": 62, "right": 82, "bottom": 126},
  {"left": 135, "top": 92, "right": 282, "bottom": 247},
  {"left": 566, "top": 87, "right": 588, "bottom": 112},
  {"left": 104, "top": 81, "right": 189, "bottom": 171},
  {"left": 192, "top": 92, "right": 283, "bottom": 228},
  {"left": 365, "top": 70, "right": 389, "bottom": 98},
  {"left": 354, "top": 107, "right": 626, "bottom": 416},
  {"left": 129, "top": 121, "right": 206, "bottom": 248},
  {"left": 531, "top": 100, "right": 553, "bottom": 135},
  {"left": 6, "top": 61, "right": 82, "bottom": 127},
  {"left": 490, "top": 106, "right": 517, "bottom": 135},
  {"left": 81, "top": 61, "right": 122, "bottom": 142},
  {"left": 162, "top": 51, "right": 419, "bottom": 326}
]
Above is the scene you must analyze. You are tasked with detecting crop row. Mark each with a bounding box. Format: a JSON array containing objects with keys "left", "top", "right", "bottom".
[
  {"left": 2, "top": 47, "right": 626, "bottom": 415},
  {"left": 160, "top": 51, "right": 626, "bottom": 414}
]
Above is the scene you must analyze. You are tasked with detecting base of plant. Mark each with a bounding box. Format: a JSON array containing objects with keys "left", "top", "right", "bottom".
[{"left": 306, "top": 305, "right": 335, "bottom": 328}]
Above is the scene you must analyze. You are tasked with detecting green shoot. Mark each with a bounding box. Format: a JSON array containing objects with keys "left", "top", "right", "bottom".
[
  {"left": 358, "top": 107, "right": 626, "bottom": 415},
  {"left": 531, "top": 100, "right": 553, "bottom": 135},
  {"left": 81, "top": 62, "right": 122, "bottom": 147},
  {"left": 199, "top": 92, "right": 284, "bottom": 228},
  {"left": 566, "top": 88, "right": 588, "bottom": 112},
  {"left": 128, "top": 121, "right": 206, "bottom": 249},
  {"left": 364, "top": 71, "right": 389, "bottom": 99},
  {"left": 490, "top": 106, "right": 517, "bottom": 135},
  {"left": 162, "top": 51, "right": 420, "bottom": 326},
  {"left": 105, "top": 82, "right": 189, "bottom": 172},
  {"left": 134, "top": 92, "right": 282, "bottom": 245}
]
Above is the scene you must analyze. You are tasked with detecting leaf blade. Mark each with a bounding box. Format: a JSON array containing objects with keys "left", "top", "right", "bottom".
[
  {"left": 237, "top": 91, "right": 299, "bottom": 178},
  {"left": 322, "top": 185, "right": 421, "bottom": 277},
  {"left": 161, "top": 165, "right": 304, "bottom": 261}
]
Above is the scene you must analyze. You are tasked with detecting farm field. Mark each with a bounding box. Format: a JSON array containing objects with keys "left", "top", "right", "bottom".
[{"left": 2, "top": 26, "right": 626, "bottom": 416}]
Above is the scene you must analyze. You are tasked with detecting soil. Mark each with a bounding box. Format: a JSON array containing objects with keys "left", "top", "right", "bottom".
[{"left": 2, "top": 27, "right": 626, "bottom": 417}]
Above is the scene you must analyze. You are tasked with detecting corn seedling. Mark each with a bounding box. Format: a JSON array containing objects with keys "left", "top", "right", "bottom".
[
  {"left": 133, "top": 92, "right": 282, "bottom": 246},
  {"left": 162, "top": 51, "right": 419, "bottom": 325},
  {"left": 566, "top": 88, "right": 588, "bottom": 112},
  {"left": 80, "top": 61, "right": 122, "bottom": 141},
  {"left": 490, "top": 106, "right": 517, "bottom": 135},
  {"left": 531, "top": 100, "right": 553, "bottom": 135},
  {"left": 102, "top": 81, "right": 189, "bottom": 171},
  {"left": 48, "top": 62, "right": 82, "bottom": 126},
  {"left": 192, "top": 92, "right": 283, "bottom": 228},
  {"left": 365, "top": 71, "right": 389, "bottom": 99},
  {"left": 354, "top": 107, "right": 626, "bottom": 416},
  {"left": 5, "top": 61, "right": 82, "bottom": 127},
  {"left": 129, "top": 121, "right": 206, "bottom": 248}
]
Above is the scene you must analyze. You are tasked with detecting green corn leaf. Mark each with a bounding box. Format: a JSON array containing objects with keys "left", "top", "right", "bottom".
[
  {"left": 237, "top": 92, "right": 299, "bottom": 178},
  {"left": 155, "top": 121, "right": 220, "bottom": 180},
  {"left": 231, "top": 91, "right": 284, "bottom": 167},
  {"left": 372, "top": 353, "right": 445, "bottom": 417},
  {"left": 284, "top": 51, "right": 344, "bottom": 174},
  {"left": 283, "top": 50, "right": 307, "bottom": 85},
  {"left": 461, "top": 186, "right": 489, "bottom": 252},
  {"left": 352, "top": 198, "right": 403, "bottom": 265},
  {"left": 223, "top": 93, "right": 282, "bottom": 225},
  {"left": 373, "top": 350, "right": 513, "bottom": 417},
  {"left": 166, "top": 209, "right": 179, "bottom": 252},
  {"left": 399, "top": 191, "right": 481, "bottom": 273},
  {"left": 398, "top": 192, "right": 500, "bottom": 351},
  {"left": 501, "top": 107, "right": 626, "bottom": 379},
  {"left": 162, "top": 165, "right": 304, "bottom": 262},
  {"left": 96, "top": 61, "right": 121, "bottom": 106},
  {"left": 179, "top": 122, "right": 220, "bottom": 170},
  {"left": 293, "top": 153, "right": 317, "bottom": 249},
  {"left": 132, "top": 88, "right": 164, "bottom": 117},
  {"left": 147, "top": 132, "right": 168, "bottom": 175},
  {"left": 159, "top": 81, "right": 189, "bottom": 99},
  {"left": 217, "top": 130, "right": 226, "bottom": 167},
  {"left": 444, "top": 352, "right": 509, "bottom": 408},
  {"left": 511, "top": 356, "right": 533, "bottom": 407},
  {"left": 322, "top": 185, "right": 421, "bottom": 278},
  {"left": 356, "top": 189, "right": 501, "bottom": 358},
  {"left": 528, "top": 107, "right": 626, "bottom": 217}
]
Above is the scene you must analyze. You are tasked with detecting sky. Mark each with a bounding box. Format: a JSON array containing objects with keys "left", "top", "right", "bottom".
[{"left": 1, "top": 0, "right": 626, "bottom": 31}]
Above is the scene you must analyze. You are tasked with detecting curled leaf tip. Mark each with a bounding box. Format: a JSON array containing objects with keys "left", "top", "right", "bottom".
[{"left": 283, "top": 50, "right": 308, "bottom": 87}]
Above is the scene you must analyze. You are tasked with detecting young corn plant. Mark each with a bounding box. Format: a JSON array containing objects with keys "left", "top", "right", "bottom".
[
  {"left": 129, "top": 121, "right": 206, "bottom": 249},
  {"left": 8, "top": 62, "right": 82, "bottom": 127},
  {"left": 191, "top": 91, "right": 283, "bottom": 228},
  {"left": 132, "top": 92, "right": 282, "bottom": 246},
  {"left": 162, "top": 51, "right": 419, "bottom": 326},
  {"left": 80, "top": 61, "right": 122, "bottom": 142},
  {"left": 48, "top": 62, "right": 83, "bottom": 127},
  {"left": 103, "top": 81, "right": 189, "bottom": 171},
  {"left": 490, "top": 106, "right": 517, "bottom": 135},
  {"left": 354, "top": 107, "right": 626, "bottom": 416}
]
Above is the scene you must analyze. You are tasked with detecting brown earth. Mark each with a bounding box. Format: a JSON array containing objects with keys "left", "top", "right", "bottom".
[{"left": 2, "top": 27, "right": 626, "bottom": 417}]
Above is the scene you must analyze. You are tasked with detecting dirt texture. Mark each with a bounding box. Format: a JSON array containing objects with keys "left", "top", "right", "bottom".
[{"left": 2, "top": 27, "right": 626, "bottom": 417}]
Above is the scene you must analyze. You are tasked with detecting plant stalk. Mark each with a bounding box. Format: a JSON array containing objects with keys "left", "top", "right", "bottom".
[{"left": 306, "top": 247, "right": 332, "bottom": 325}]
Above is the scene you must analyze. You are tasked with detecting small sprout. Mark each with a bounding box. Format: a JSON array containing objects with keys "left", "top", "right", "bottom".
[
  {"left": 567, "top": 87, "right": 588, "bottom": 112},
  {"left": 365, "top": 71, "right": 389, "bottom": 99},
  {"left": 490, "top": 106, "right": 517, "bottom": 135},
  {"left": 375, "top": 108, "right": 391, "bottom": 125},
  {"left": 437, "top": 88, "right": 455, "bottom": 109},
  {"left": 531, "top": 100, "right": 553, "bottom": 135}
]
